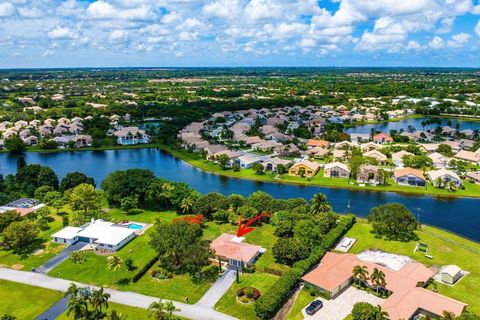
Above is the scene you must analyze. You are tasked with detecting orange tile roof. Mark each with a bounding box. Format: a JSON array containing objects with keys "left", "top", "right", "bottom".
[
  {"left": 14, "top": 208, "right": 34, "bottom": 217},
  {"left": 307, "top": 139, "right": 330, "bottom": 148},
  {"left": 302, "top": 252, "right": 466, "bottom": 320},
  {"left": 394, "top": 167, "right": 425, "bottom": 180},
  {"left": 210, "top": 233, "right": 261, "bottom": 262},
  {"left": 373, "top": 132, "right": 393, "bottom": 141}
]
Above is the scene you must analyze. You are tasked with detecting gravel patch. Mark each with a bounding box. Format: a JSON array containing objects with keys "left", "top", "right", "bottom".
[{"left": 357, "top": 250, "right": 412, "bottom": 271}]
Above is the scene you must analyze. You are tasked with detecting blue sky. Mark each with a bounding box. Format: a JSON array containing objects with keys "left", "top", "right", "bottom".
[{"left": 1, "top": 0, "right": 480, "bottom": 68}]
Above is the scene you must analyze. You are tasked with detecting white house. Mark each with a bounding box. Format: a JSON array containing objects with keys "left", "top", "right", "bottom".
[
  {"left": 113, "top": 127, "right": 149, "bottom": 145},
  {"left": 52, "top": 219, "right": 137, "bottom": 251},
  {"left": 235, "top": 154, "right": 263, "bottom": 169}
]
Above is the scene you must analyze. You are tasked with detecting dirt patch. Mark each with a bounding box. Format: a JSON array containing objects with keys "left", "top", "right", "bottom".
[
  {"left": 33, "top": 249, "right": 45, "bottom": 256},
  {"left": 11, "top": 264, "right": 24, "bottom": 270}
]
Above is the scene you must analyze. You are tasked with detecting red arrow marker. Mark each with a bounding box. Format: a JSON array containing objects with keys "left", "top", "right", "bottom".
[{"left": 236, "top": 212, "right": 270, "bottom": 237}]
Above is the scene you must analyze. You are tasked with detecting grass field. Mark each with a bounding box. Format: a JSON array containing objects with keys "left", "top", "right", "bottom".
[
  {"left": 215, "top": 273, "right": 279, "bottom": 320},
  {"left": 0, "top": 279, "right": 63, "bottom": 320},
  {"left": 345, "top": 222, "right": 480, "bottom": 314},
  {"left": 0, "top": 215, "right": 66, "bottom": 270},
  {"left": 56, "top": 302, "right": 152, "bottom": 320},
  {"left": 160, "top": 144, "right": 480, "bottom": 199},
  {"left": 285, "top": 288, "right": 313, "bottom": 320}
]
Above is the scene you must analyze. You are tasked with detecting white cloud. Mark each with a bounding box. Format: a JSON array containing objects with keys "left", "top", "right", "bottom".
[
  {"left": 109, "top": 30, "right": 128, "bottom": 42},
  {"left": 178, "top": 31, "right": 198, "bottom": 41},
  {"left": 475, "top": 20, "right": 480, "bottom": 37},
  {"left": 48, "top": 26, "right": 79, "bottom": 40},
  {"left": 0, "top": 2, "right": 15, "bottom": 17},
  {"left": 86, "top": 1, "right": 154, "bottom": 20},
  {"left": 446, "top": 32, "right": 471, "bottom": 47},
  {"left": 429, "top": 36, "right": 444, "bottom": 49}
]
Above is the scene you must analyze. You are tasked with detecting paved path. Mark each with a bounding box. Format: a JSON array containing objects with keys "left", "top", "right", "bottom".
[
  {"left": 196, "top": 268, "right": 236, "bottom": 309},
  {"left": 35, "top": 296, "right": 69, "bottom": 320},
  {"left": 0, "top": 268, "right": 237, "bottom": 320},
  {"left": 35, "top": 242, "right": 87, "bottom": 274}
]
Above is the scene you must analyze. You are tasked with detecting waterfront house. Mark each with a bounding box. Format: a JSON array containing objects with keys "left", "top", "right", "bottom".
[
  {"left": 302, "top": 252, "right": 466, "bottom": 320},
  {"left": 324, "top": 162, "right": 350, "bottom": 178},
  {"left": 373, "top": 132, "right": 393, "bottom": 144},
  {"left": 114, "top": 127, "right": 149, "bottom": 145},
  {"left": 22, "top": 135, "right": 38, "bottom": 146},
  {"left": 357, "top": 165, "right": 383, "bottom": 184},
  {"left": 350, "top": 133, "right": 370, "bottom": 144},
  {"left": 288, "top": 160, "right": 320, "bottom": 177},
  {"left": 427, "top": 169, "right": 463, "bottom": 188},
  {"left": 210, "top": 233, "right": 262, "bottom": 270},
  {"left": 52, "top": 219, "right": 137, "bottom": 251},
  {"left": 393, "top": 168, "right": 426, "bottom": 187},
  {"left": 428, "top": 152, "right": 452, "bottom": 168},
  {"left": 466, "top": 171, "right": 480, "bottom": 184},
  {"left": 235, "top": 154, "right": 263, "bottom": 169},
  {"left": 392, "top": 150, "right": 414, "bottom": 167},
  {"left": 362, "top": 149, "right": 387, "bottom": 164},
  {"left": 72, "top": 135, "right": 93, "bottom": 148},
  {"left": 262, "top": 157, "right": 291, "bottom": 171}
]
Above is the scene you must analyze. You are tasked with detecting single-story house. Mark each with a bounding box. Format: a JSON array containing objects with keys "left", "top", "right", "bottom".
[
  {"left": 441, "top": 265, "right": 462, "bottom": 285},
  {"left": 210, "top": 233, "right": 262, "bottom": 270},
  {"left": 420, "top": 143, "right": 439, "bottom": 154},
  {"left": 357, "top": 165, "right": 383, "bottom": 184},
  {"left": 427, "top": 169, "right": 463, "bottom": 188},
  {"left": 324, "top": 162, "right": 350, "bottom": 178},
  {"left": 0, "top": 198, "right": 45, "bottom": 217},
  {"left": 362, "top": 149, "right": 387, "bottom": 164},
  {"left": 454, "top": 150, "right": 480, "bottom": 165},
  {"left": 288, "top": 159, "right": 320, "bottom": 177},
  {"left": 335, "top": 141, "right": 354, "bottom": 150},
  {"left": 262, "top": 157, "right": 291, "bottom": 171},
  {"left": 306, "top": 139, "right": 330, "bottom": 149},
  {"left": 22, "top": 135, "right": 38, "bottom": 146},
  {"left": 302, "top": 252, "right": 466, "bottom": 320},
  {"left": 350, "top": 133, "right": 370, "bottom": 144},
  {"left": 52, "top": 219, "right": 136, "bottom": 251},
  {"left": 466, "top": 171, "right": 480, "bottom": 184},
  {"left": 429, "top": 152, "right": 452, "bottom": 168},
  {"left": 393, "top": 168, "right": 426, "bottom": 187},
  {"left": 360, "top": 142, "right": 381, "bottom": 152},
  {"left": 305, "top": 147, "right": 329, "bottom": 158},
  {"left": 373, "top": 132, "right": 393, "bottom": 144},
  {"left": 391, "top": 150, "right": 414, "bottom": 167},
  {"left": 332, "top": 149, "right": 347, "bottom": 161},
  {"left": 113, "top": 127, "right": 149, "bottom": 145},
  {"left": 235, "top": 154, "right": 263, "bottom": 169}
]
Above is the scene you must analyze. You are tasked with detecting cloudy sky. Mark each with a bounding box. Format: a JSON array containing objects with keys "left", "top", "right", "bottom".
[{"left": 1, "top": 0, "right": 480, "bottom": 68}]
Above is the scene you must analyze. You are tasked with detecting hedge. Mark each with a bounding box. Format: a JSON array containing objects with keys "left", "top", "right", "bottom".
[
  {"left": 254, "top": 214, "right": 355, "bottom": 319},
  {"left": 131, "top": 254, "right": 160, "bottom": 283}
]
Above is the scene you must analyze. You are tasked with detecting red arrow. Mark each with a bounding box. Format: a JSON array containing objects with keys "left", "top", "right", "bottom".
[{"left": 236, "top": 212, "right": 270, "bottom": 237}]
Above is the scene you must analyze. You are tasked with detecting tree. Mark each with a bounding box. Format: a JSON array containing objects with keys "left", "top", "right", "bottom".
[
  {"left": 276, "top": 164, "right": 287, "bottom": 174},
  {"left": 293, "top": 219, "right": 323, "bottom": 247},
  {"left": 69, "top": 183, "right": 101, "bottom": 221},
  {"left": 5, "top": 135, "right": 26, "bottom": 154},
  {"left": 108, "top": 310, "right": 126, "bottom": 320},
  {"left": 438, "top": 144, "right": 454, "bottom": 157},
  {"left": 195, "top": 192, "right": 227, "bottom": 217},
  {"left": 101, "top": 169, "right": 155, "bottom": 205},
  {"left": 1, "top": 315, "right": 16, "bottom": 320},
  {"left": 217, "top": 154, "right": 230, "bottom": 170},
  {"left": 60, "top": 172, "right": 95, "bottom": 192},
  {"left": 16, "top": 164, "right": 59, "bottom": 196},
  {"left": 43, "top": 191, "right": 64, "bottom": 214},
  {"left": 351, "top": 302, "right": 375, "bottom": 320},
  {"left": 120, "top": 196, "right": 138, "bottom": 213},
  {"left": 0, "top": 210, "right": 22, "bottom": 233},
  {"left": 16, "top": 156, "right": 26, "bottom": 170},
  {"left": 34, "top": 185, "right": 54, "bottom": 202},
  {"left": 107, "top": 256, "right": 123, "bottom": 284},
  {"left": 1, "top": 220, "right": 39, "bottom": 252},
  {"left": 246, "top": 191, "right": 274, "bottom": 214},
  {"left": 368, "top": 203, "right": 419, "bottom": 241},
  {"left": 371, "top": 268, "right": 386, "bottom": 294},
  {"left": 150, "top": 220, "right": 209, "bottom": 274},
  {"left": 272, "top": 237, "right": 309, "bottom": 266},
  {"left": 352, "top": 265, "right": 369, "bottom": 286},
  {"left": 227, "top": 194, "right": 245, "bottom": 212},
  {"left": 179, "top": 196, "right": 195, "bottom": 214},
  {"left": 309, "top": 193, "right": 332, "bottom": 215},
  {"left": 149, "top": 300, "right": 180, "bottom": 320}
]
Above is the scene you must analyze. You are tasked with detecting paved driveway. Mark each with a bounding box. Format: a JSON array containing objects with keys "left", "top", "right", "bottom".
[
  {"left": 35, "top": 241, "right": 87, "bottom": 274},
  {"left": 0, "top": 268, "right": 237, "bottom": 320},
  {"left": 302, "top": 286, "right": 384, "bottom": 320},
  {"left": 196, "top": 268, "right": 236, "bottom": 308}
]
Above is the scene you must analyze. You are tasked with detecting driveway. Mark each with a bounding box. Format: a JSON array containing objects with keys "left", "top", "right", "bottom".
[
  {"left": 35, "top": 296, "right": 69, "bottom": 320},
  {"left": 302, "top": 286, "right": 384, "bottom": 320},
  {"left": 35, "top": 241, "right": 87, "bottom": 274},
  {"left": 0, "top": 268, "right": 237, "bottom": 320},
  {"left": 196, "top": 268, "right": 236, "bottom": 309}
]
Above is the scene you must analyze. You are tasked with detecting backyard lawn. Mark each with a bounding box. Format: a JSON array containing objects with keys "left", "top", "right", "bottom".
[
  {"left": 345, "top": 222, "right": 480, "bottom": 314},
  {"left": 215, "top": 273, "right": 279, "bottom": 320},
  {"left": 0, "top": 216, "right": 65, "bottom": 270},
  {"left": 0, "top": 279, "right": 63, "bottom": 320}
]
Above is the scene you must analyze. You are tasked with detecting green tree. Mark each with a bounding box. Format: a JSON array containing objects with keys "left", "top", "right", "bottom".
[
  {"left": 352, "top": 265, "right": 369, "bottom": 287},
  {"left": 368, "top": 203, "right": 418, "bottom": 241},
  {"left": 0, "top": 210, "right": 22, "bottom": 233},
  {"left": 1, "top": 220, "right": 39, "bottom": 252},
  {"left": 293, "top": 219, "right": 323, "bottom": 247},
  {"left": 120, "top": 196, "right": 139, "bottom": 213},
  {"left": 43, "top": 191, "right": 64, "bottom": 214},
  {"left": 371, "top": 268, "right": 386, "bottom": 294},
  {"left": 107, "top": 256, "right": 123, "bottom": 284},
  {"left": 351, "top": 302, "right": 375, "bottom": 320},
  {"left": 5, "top": 135, "right": 26, "bottom": 154},
  {"left": 16, "top": 164, "right": 59, "bottom": 196},
  {"left": 34, "top": 185, "right": 54, "bottom": 202},
  {"left": 217, "top": 154, "right": 230, "bottom": 170},
  {"left": 272, "top": 237, "right": 309, "bottom": 266},
  {"left": 69, "top": 183, "right": 101, "bottom": 221},
  {"left": 101, "top": 169, "right": 155, "bottom": 205},
  {"left": 438, "top": 144, "right": 454, "bottom": 157},
  {"left": 60, "top": 172, "right": 95, "bottom": 192},
  {"left": 309, "top": 193, "right": 332, "bottom": 215}
]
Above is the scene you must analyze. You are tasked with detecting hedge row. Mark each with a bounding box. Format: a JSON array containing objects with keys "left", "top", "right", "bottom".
[
  {"left": 254, "top": 214, "right": 356, "bottom": 319},
  {"left": 131, "top": 254, "right": 160, "bottom": 283}
]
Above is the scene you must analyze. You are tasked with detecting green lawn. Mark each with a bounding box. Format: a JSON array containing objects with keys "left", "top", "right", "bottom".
[
  {"left": 285, "top": 288, "right": 313, "bottom": 320},
  {"left": 345, "top": 222, "right": 480, "bottom": 314},
  {"left": 0, "top": 279, "right": 63, "bottom": 320},
  {"left": 0, "top": 216, "right": 66, "bottom": 270},
  {"left": 160, "top": 144, "right": 480, "bottom": 199},
  {"left": 56, "top": 301, "right": 152, "bottom": 320},
  {"left": 215, "top": 273, "right": 279, "bottom": 320}
]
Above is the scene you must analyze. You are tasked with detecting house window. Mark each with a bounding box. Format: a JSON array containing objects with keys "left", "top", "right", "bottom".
[{"left": 108, "top": 245, "right": 113, "bottom": 248}]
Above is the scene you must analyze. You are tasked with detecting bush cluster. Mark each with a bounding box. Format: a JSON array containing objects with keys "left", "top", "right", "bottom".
[{"left": 131, "top": 254, "right": 159, "bottom": 283}]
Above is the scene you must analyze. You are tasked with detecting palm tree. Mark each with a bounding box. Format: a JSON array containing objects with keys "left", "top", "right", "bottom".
[
  {"left": 91, "top": 286, "right": 110, "bottom": 313},
  {"left": 180, "top": 196, "right": 194, "bottom": 214},
  {"left": 371, "top": 268, "right": 386, "bottom": 294},
  {"left": 148, "top": 300, "right": 167, "bottom": 320},
  {"left": 441, "top": 311, "right": 456, "bottom": 320},
  {"left": 108, "top": 310, "right": 127, "bottom": 320},
  {"left": 309, "top": 193, "right": 331, "bottom": 215},
  {"left": 163, "top": 301, "right": 180, "bottom": 317},
  {"left": 373, "top": 305, "right": 389, "bottom": 320},
  {"left": 352, "top": 265, "right": 369, "bottom": 287},
  {"left": 107, "top": 256, "right": 123, "bottom": 284}
]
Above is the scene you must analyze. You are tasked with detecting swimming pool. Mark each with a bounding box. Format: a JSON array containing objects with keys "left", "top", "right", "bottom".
[{"left": 128, "top": 223, "right": 143, "bottom": 230}]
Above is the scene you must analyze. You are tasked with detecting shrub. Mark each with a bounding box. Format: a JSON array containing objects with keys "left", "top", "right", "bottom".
[
  {"left": 132, "top": 255, "right": 159, "bottom": 283},
  {"left": 237, "top": 287, "right": 261, "bottom": 301}
]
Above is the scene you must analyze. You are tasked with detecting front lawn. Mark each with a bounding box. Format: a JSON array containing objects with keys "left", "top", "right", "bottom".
[
  {"left": 56, "top": 301, "right": 152, "bottom": 320},
  {"left": 0, "top": 279, "right": 63, "bottom": 320},
  {"left": 285, "top": 288, "right": 313, "bottom": 320},
  {"left": 215, "top": 273, "right": 279, "bottom": 320},
  {"left": 345, "top": 222, "right": 480, "bottom": 314}
]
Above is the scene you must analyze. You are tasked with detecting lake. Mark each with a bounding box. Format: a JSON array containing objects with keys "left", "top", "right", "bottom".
[
  {"left": 1, "top": 148, "right": 479, "bottom": 242},
  {"left": 345, "top": 117, "right": 480, "bottom": 134}
]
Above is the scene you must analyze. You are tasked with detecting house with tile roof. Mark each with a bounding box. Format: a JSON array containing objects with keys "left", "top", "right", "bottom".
[
  {"left": 393, "top": 168, "right": 426, "bottom": 187},
  {"left": 210, "top": 233, "right": 263, "bottom": 270}
]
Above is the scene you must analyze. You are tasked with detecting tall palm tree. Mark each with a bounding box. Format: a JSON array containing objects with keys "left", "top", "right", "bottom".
[
  {"left": 108, "top": 310, "right": 127, "bottom": 320},
  {"left": 309, "top": 193, "right": 331, "bottom": 215},
  {"left": 107, "top": 256, "right": 123, "bottom": 284},
  {"left": 371, "top": 268, "right": 386, "bottom": 294},
  {"left": 149, "top": 300, "right": 167, "bottom": 320},
  {"left": 163, "top": 301, "right": 180, "bottom": 317},
  {"left": 352, "top": 265, "right": 369, "bottom": 287},
  {"left": 91, "top": 287, "right": 110, "bottom": 312},
  {"left": 373, "top": 305, "right": 389, "bottom": 320}
]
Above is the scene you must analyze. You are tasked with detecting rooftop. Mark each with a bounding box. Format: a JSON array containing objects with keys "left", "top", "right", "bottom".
[{"left": 210, "top": 233, "right": 262, "bottom": 263}]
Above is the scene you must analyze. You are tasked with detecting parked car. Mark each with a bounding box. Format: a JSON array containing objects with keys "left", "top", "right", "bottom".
[{"left": 305, "top": 300, "right": 323, "bottom": 315}]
